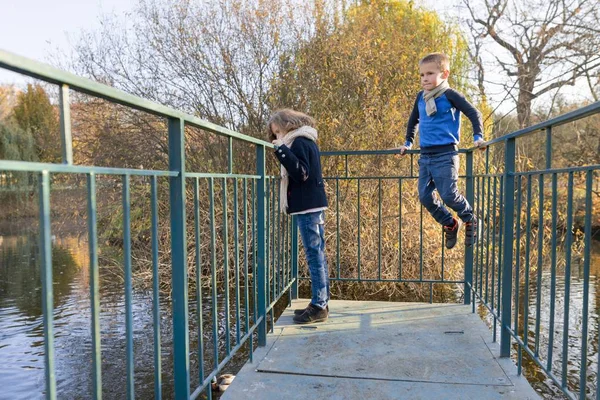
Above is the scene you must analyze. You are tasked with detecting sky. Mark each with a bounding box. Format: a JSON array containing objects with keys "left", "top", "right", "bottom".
[
  {"left": 0, "top": 0, "right": 134, "bottom": 83},
  {"left": 0, "top": 0, "right": 593, "bottom": 114}
]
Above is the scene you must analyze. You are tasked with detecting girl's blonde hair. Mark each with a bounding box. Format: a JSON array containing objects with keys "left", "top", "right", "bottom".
[{"left": 266, "top": 109, "right": 316, "bottom": 141}]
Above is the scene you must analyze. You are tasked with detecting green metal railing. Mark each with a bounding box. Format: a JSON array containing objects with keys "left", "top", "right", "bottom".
[
  {"left": 468, "top": 103, "right": 600, "bottom": 399},
  {"left": 0, "top": 50, "right": 296, "bottom": 400},
  {"left": 319, "top": 148, "right": 474, "bottom": 303},
  {"left": 2, "top": 48, "right": 599, "bottom": 399}
]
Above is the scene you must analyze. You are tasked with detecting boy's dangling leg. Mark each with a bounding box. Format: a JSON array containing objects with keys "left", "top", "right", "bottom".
[
  {"left": 418, "top": 157, "right": 455, "bottom": 225},
  {"left": 418, "top": 156, "right": 458, "bottom": 248},
  {"left": 431, "top": 152, "right": 477, "bottom": 247}
]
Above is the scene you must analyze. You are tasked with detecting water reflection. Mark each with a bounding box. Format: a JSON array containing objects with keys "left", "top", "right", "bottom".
[
  {"left": 0, "top": 230, "right": 257, "bottom": 400},
  {"left": 480, "top": 241, "right": 600, "bottom": 399}
]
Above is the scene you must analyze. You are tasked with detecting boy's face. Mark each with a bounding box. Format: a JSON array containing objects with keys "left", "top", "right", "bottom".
[{"left": 419, "top": 62, "right": 449, "bottom": 91}]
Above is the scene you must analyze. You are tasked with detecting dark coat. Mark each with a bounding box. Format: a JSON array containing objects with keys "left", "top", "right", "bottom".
[{"left": 273, "top": 137, "right": 328, "bottom": 214}]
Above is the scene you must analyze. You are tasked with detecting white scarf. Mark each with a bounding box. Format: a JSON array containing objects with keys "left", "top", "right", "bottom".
[
  {"left": 279, "top": 126, "right": 318, "bottom": 212},
  {"left": 423, "top": 80, "right": 449, "bottom": 116}
]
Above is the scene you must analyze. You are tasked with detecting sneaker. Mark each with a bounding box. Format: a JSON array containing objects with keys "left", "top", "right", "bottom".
[
  {"left": 465, "top": 216, "right": 478, "bottom": 247},
  {"left": 293, "top": 303, "right": 328, "bottom": 324},
  {"left": 294, "top": 303, "right": 329, "bottom": 316},
  {"left": 443, "top": 218, "right": 461, "bottom": 249}
]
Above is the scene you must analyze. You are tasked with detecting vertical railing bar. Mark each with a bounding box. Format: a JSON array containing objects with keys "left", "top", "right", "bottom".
[
  {"left": 491, "top": 176, "right": 497, "bottom": 342},
  {"left": 277, "top": 179, "right": 282, "bottom": 296},
  {"left": 464, "top": 150, "right": 474, "bottom": 304},
  {"left": 561, "top": 172, "right": 574, "bottom": 387},
  {"left": 234, "top": 179, "right": 241, "bottom": 346},
  {"left": 252, "top": 179, "right": 257, "bottom": 332},
  {"left": 357, "top": 178, "right": 361, "bottom": 280},
  {"left": 228, "top": 137, "right": 233, "bottom": 174},
  {"left": 209, "top": 178, "right": 219, "bottom": 368},
  {"left": 485, "top": 172, "right": 492, "bottom": 305},
  {"left": 168, "top": 117, "right": 189, "bottom": 399},
  {"left": 243, "top": 178, "right": 252, "bottom": 362},
  {"left": 291, "top": 214, "right": 299, "bottom": 300},
  {"left": 59, "top": 84, "right": 73, "bottom": 165},
  {"left": 256, "top": 146, "right": 267, "bottom": 346},
  {"left": 419, "top": 203, "right": 423, "bottom": 282},
  {"left": 270, "top": 178, "right": 275, "bottom": 331},
  {"left": 345, "top": 155, "right": 348, "bottom": 177},
  {"left": 534, "top": 174, "right": 544, "bottom": 357},
  {"left": 514, "top": 175, "right": 522, "bottom": 364},
  {"left": 222, "top": 178, "right": 231, "bottom": 354},
  {"left": 193, "top": 178, "right": 204, "bottom": 390},
  {"left": 477, "top": 176, "right": 483, "bottom": 300},
  {"left": 123, "top": 174, "right": 134, "bottom": 399},
  {"left": 151, "top": 176, "right": 162, "bottom": 399},
  {"left": 336, "top": 179, "right": 340, "bottom": 279},
  {"left": 491, "top": 176, "right": 497, "bottom": 308},
  {"left": 580, "top": 171, "right": 592, "bottom": 400},
  {"left": 547, "top": 172, "right": 558, "bottom": 370},
  {"left": 497, "top": 175, "right": 505, "bottom": 321},
  {"left": 87, "top": 173, "right": 102, "bottom": 400},
  {"left": 39, "top": 170, "right": 56, "bottom": 400},
  {"left": 265, "top": 178, "right": 271, "bottom": 328},
  {"left": 398, "top": 178, "right": 402, "bottom": 281},
  {"left": 522, "top": 175, "right": 533, "bottom": 374},
  {"left": 378, "top": 178, "right": 382, "bottom": 280},
  {"left": 284, "top": 184, "right": 288, "bottom": 292}
]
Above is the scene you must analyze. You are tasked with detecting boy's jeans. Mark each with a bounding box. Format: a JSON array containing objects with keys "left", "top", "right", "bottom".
[
  {"left": 418, "top": 151, "right": 473, "bottom": 226},
  {"left": 295, "top": 211, "right": 329, "bottom": 309}
]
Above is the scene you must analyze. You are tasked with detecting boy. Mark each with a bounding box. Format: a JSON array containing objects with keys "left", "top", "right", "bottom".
[{"left": 398, "top": 52, "right": 485, "bottom": 249}]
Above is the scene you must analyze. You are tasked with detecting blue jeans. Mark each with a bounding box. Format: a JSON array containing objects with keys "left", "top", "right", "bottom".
[
  {"left": 295, "top": 211, "right": 329, "bottom": 309},
  {"left": 418, "top": 151, "right": 473, "bottom": 226}
]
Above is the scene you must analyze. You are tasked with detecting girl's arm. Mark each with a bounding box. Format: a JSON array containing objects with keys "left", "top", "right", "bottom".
[{"left": 274, "top": 139, "right": 311, "bottom": 182}]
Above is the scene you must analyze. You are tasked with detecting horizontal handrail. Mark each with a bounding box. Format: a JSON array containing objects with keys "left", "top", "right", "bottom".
[{"left": 0, "top": 49, "right": 271, "bottom": 148}]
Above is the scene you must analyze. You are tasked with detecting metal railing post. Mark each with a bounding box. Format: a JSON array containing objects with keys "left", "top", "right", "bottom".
[
  {"left": 168, "top": 117, "right": 190, "bottom": 399},
  {"left": 59, "top": 84, "right": 73, "bottom": 165},
  {"left": 256, "top": 144, "right": 268, "bottom": 346},
  {"left": 500, "top": 137, "right": 516, "bottom": 357},
  {"left": 464, "top": 150, "right": 474, "bottom": 305},
  {"left": 291, "top": 215, "right": 299, "bottom": 299}
]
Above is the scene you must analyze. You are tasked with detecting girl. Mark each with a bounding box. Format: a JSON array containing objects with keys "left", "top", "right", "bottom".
[{"left": 267, "top": 109, "right": 329, "bottom": 324}]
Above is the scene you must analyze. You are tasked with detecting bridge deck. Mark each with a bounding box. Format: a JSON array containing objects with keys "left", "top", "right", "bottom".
[{"left": 222, "top": 299, "right": 539, "bottom": 399}]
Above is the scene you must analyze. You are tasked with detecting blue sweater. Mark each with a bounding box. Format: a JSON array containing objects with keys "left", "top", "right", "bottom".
[
  {"left": 273, "top": 137, "right": 328, "bottom": 214},
  {"left": 405, "top": 89, "right": 483, "bottom": 150}
]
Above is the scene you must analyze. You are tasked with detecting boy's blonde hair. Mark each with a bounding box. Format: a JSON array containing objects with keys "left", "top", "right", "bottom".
[
  {"left": 266, "top": 109, "right": 316, "bottom": 141},
  {"left": 419, "top": 53, "right": 450, "bottom": 72}
]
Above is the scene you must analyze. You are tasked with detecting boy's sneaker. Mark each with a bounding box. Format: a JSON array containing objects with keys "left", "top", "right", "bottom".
[
  {"left": 443, "top": 218, "right": 461, "bottom": 249},
  {"left": 293, "top": 303, "right": 328, "bottom": 324},
  {"left": 465, "top": 216, "right": 478, "bottom": 247},
  {"left": 294, "top": 303, "right": 329, "bottom": 316}
]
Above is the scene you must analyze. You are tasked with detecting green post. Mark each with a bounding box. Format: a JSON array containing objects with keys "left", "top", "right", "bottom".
[
  {"left": 500, "top": 138, "right": 516, "bottom": 357},
  {"left": 291, "top": 216, "right": 299, "bottom": 299},
  {"left": 39, "top": 171, "right": 56, "bottom": 400},
  {"left": 59, "top": 84, "right": 73, "bottom": 165},
  {"left": 464, "top": 150, "right": 474, "bottom": 305},
  {"left": 256, "top": 144, "right": 267, "bottom": 346},
  {"left": 168, "top": 117, "right": 190, "bottom": 398}
]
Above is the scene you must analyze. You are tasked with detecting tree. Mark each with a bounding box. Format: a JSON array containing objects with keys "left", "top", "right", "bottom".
[
  {"left": 270, "top": 0, "right": 473, "bottom": 152},
  {"left": 0, "top": 120, "right": 37, "bottom": 162},
  {"left": 69, "top": 0, "right": 319, "bottom": 138},
  {"left": 0, "top": 85, "right": 18, "bottom": 121},
  {"left": 11, "top": 84, "right": 61, "bottom": 162},
  {"left": 463, "top": 0, "right": 600, "bottom": 128}
]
